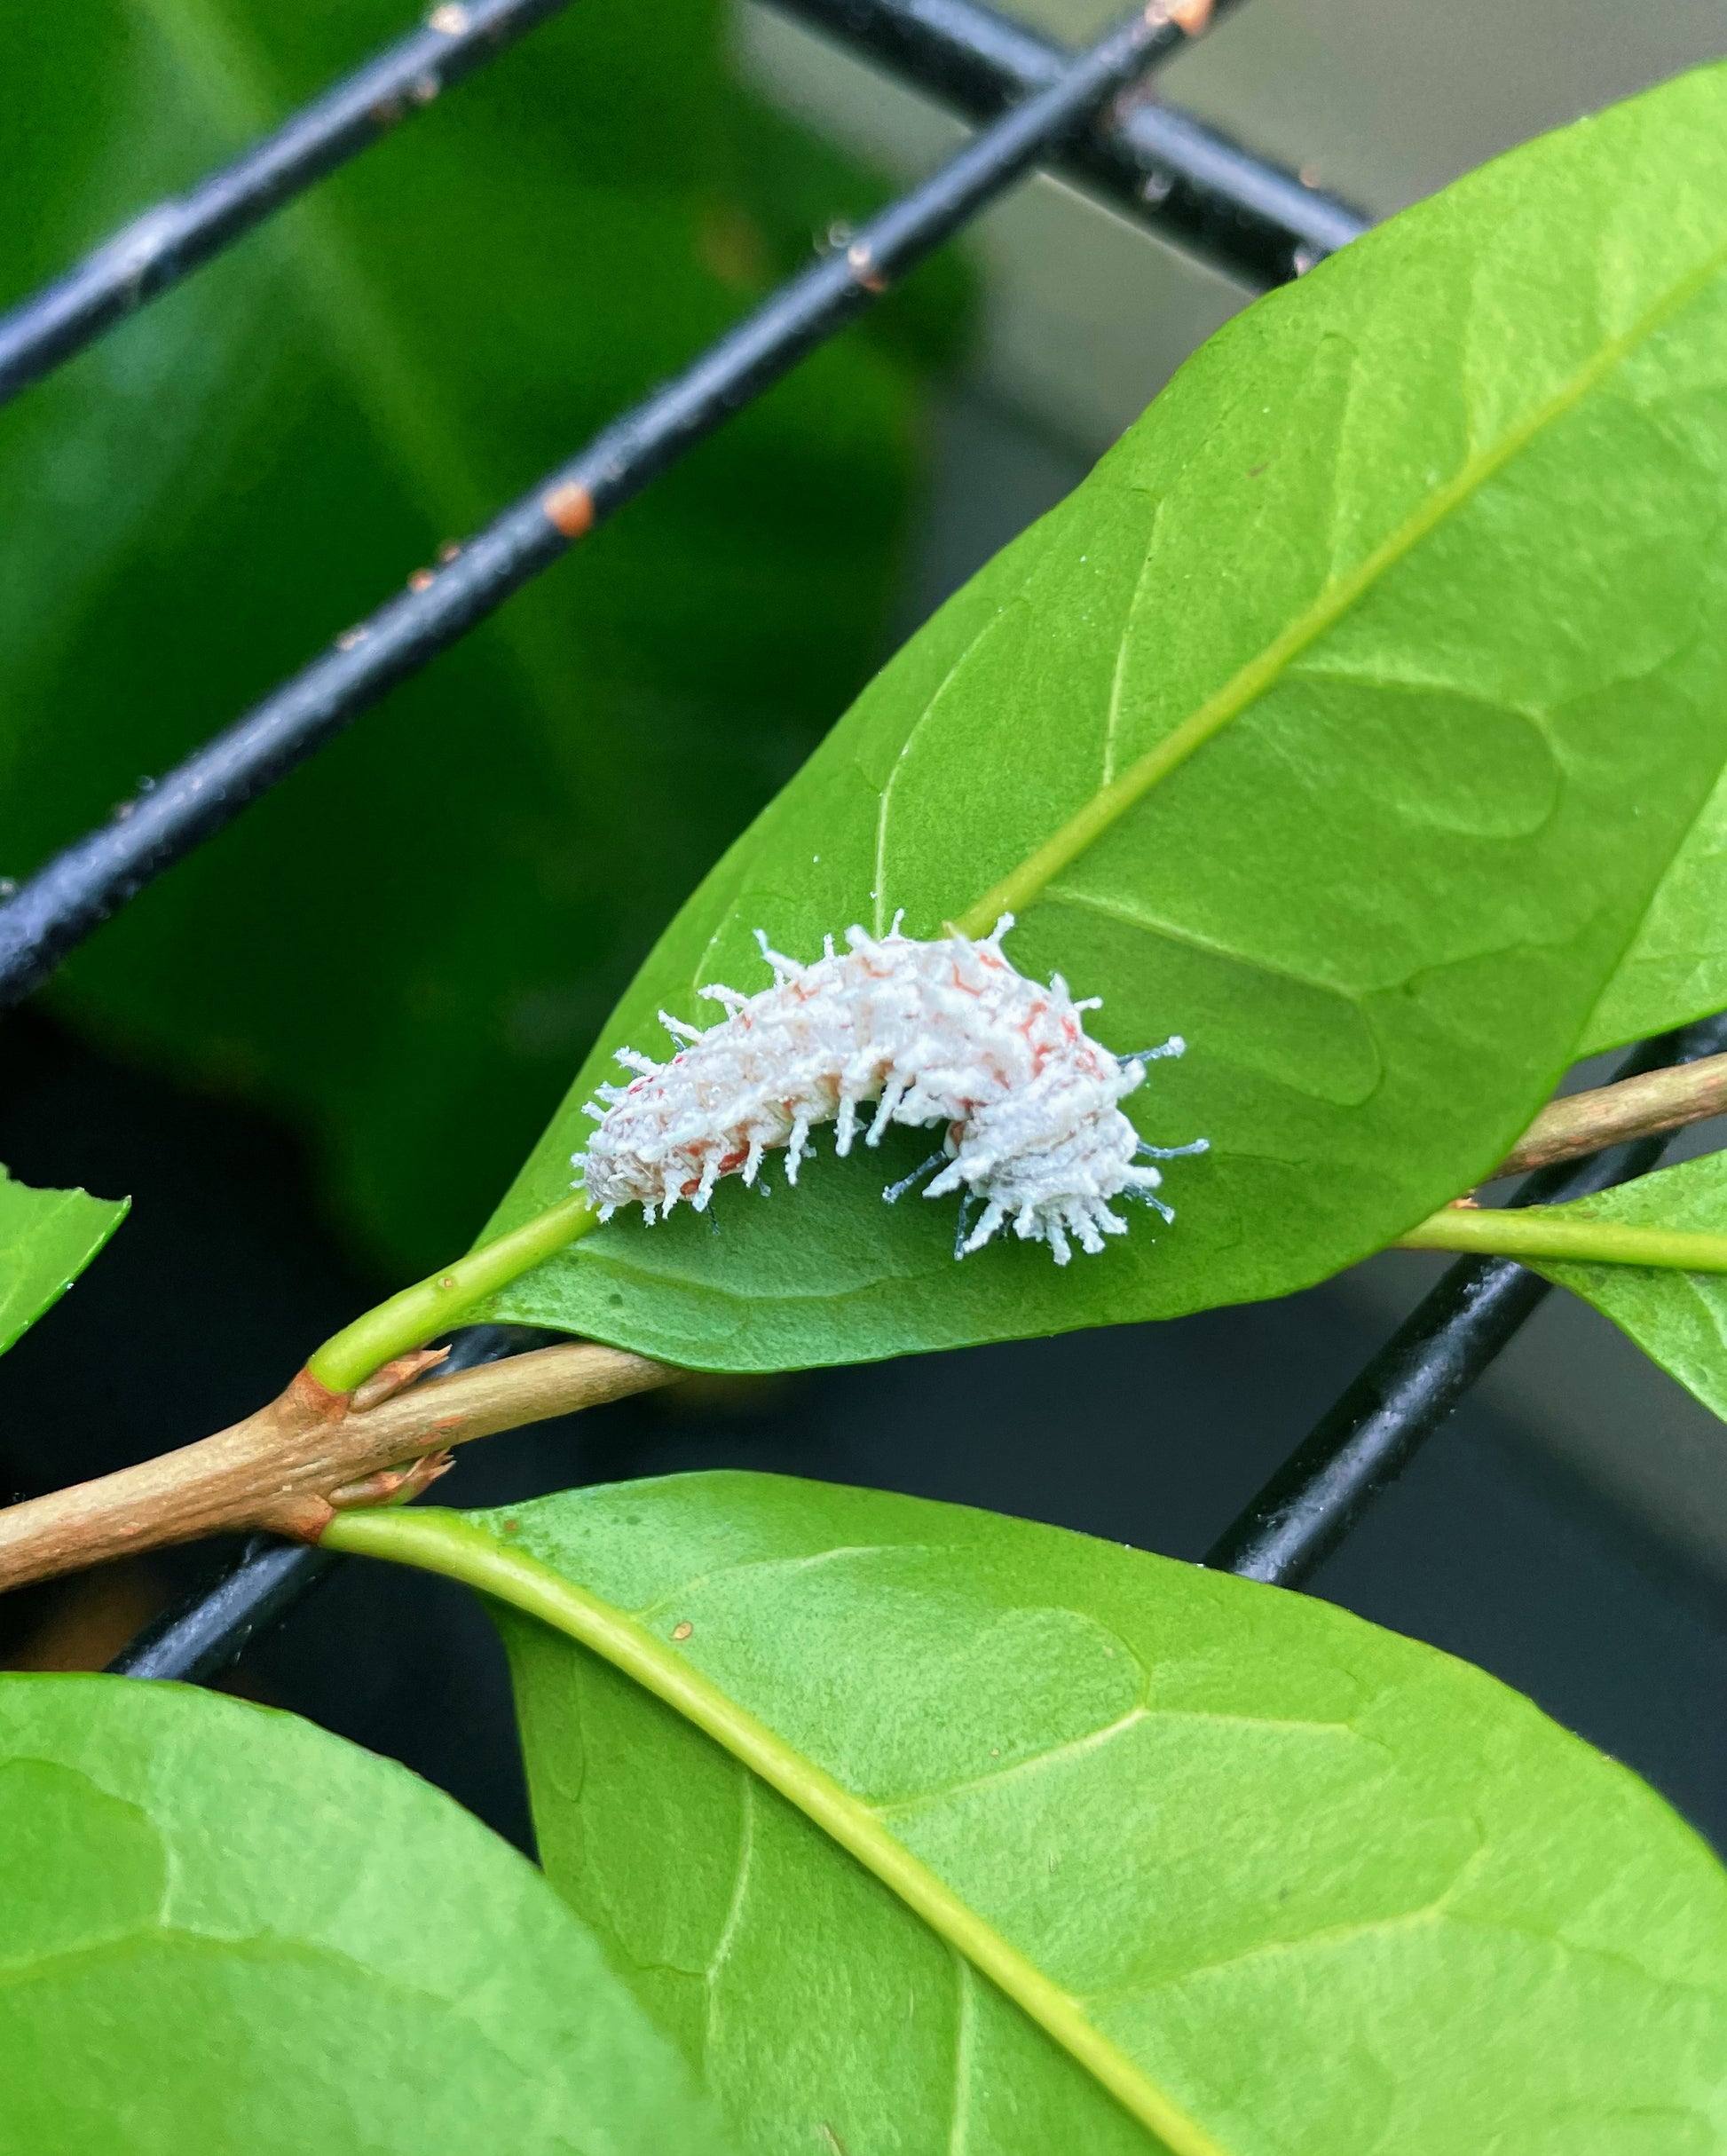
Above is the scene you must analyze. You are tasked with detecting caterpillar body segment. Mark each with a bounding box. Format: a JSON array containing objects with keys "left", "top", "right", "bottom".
[{"left": 576, "top": 916, "right": 1204, "bottom": 1264}]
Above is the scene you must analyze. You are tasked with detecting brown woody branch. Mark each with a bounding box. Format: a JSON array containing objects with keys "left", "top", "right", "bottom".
[
  {"left": 1493, "top": 1049, "right": 1727, "bottom": 1181},
  {"left": 0, "top": 1343, "right": 674, "bottom": 1596}
]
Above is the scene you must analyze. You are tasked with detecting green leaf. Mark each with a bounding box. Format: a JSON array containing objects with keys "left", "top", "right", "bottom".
[
  {"left": 1581, "top": 760, "right": 1727, "bottom": 1052},
  {"left": 335, "top": 1481, "right": 1727, "bottom": 2155},
  {"left": 0, "top": 1671, "right": 734, "bottom": 2154},
  {"left": 0, "top": 1165, "right": 127, "bottom": 1357},
  {"left": 0, "top": 0, "right": 942, "bottom": 1279},
  {"left": 482, "top": 59, "right": 1727, "bottom": 1373},
  {"left": 1532, "top": 1147, "right": 1727, "bottom": 1418}
]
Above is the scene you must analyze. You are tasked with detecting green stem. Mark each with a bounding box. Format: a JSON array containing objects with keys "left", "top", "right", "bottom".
[
  {"left": 1397, "top": 1206, "right": 1727, "bottom": 1272},
  {"left": 323, "top": 1507, "right": 1228, "bottom": 2156},
  {"left": 308, "top": 1194, "right": 598, "bottom": 1394}
]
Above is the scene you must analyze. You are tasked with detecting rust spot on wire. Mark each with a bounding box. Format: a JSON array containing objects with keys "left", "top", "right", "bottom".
[
  {"left": 543, "top": 480, "right": 595, "bottom": 538},
  {"left": 846, "top": 241, "right": 888, "bottom": 295},
  {"left": 1168, "top": 0, "right": 1214, "bottom": 31}
]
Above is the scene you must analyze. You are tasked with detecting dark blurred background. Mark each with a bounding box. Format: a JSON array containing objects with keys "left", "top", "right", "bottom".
[{"left": 1, "top": 0, "right": 1723, "bottom": 1856}]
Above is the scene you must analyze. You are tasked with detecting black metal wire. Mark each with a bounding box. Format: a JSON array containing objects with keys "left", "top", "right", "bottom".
[
  {"left": 765, "top": 0, "right": 1368, "bottom": 283},
  {"left": 1208, "top": 1007, "right": 1727, "bottom": 1588},
  {"left": 0, "top": 0, "right": 1226, "bottom": 1015},
  {"left": 105, "top": 1536, "right": 343, "bottom": 1686},
  {"left": 107, "top": 1323, "right": 562, "bottom": 1683},
  {"left": 0, "top": 0, "right": 574, "bottom": 412}
]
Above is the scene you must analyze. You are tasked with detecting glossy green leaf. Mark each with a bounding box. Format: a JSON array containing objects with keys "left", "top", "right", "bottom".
[
  {"left": 428, "top": 1475, "right": 1727, "bottom": 2156},
  {"left": 0, "top": 0, "right": 949, "bottom": 1278},
  {"left": 1534, "top": 1148, "right": 1727, "bottom": 1418},
  {"left": 0, "top": 1165, "right": 127, "bottom": 1357},
  {"left": 484, "top": 59, "right": 1727, "bottom": 1372},
  {"left": 0, "top": 1672, "right": 733, "bottom": 2154}
]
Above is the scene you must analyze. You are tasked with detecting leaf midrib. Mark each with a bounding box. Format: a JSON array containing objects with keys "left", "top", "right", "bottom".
[
  {"left": 955, "top": 235, "right": 1727, "bottom": 940},
  {"left": 326, "top": 1507, "right": 1233, "bottom": 2156}
]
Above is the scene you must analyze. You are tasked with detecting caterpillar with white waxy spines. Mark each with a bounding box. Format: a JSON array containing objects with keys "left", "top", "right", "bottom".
[{"left": 575, "top": 914, "right": 1206, "bottom": 1264}]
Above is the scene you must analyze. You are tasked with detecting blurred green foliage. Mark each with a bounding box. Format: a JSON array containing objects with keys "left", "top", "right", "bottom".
[{"left": 0, "top": 0, "right": 966, "bottom": 1277}]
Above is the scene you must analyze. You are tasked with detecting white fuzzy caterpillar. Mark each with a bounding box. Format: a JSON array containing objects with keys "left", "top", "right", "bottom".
[{"left": 575, "top": 914, "right": 1206, "bottom": 1264}]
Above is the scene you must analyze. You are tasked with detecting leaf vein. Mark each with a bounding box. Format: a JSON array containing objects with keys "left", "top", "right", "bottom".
[
  {"left": 702, "top": 1769, "right": 755, "bottom": 2059},
  {"left": 871, "top": 1707, "right": 1152, "bottom": 1818},
  {"left": 1046, "top": 884, "right": 1376, "bottom": 1006}
]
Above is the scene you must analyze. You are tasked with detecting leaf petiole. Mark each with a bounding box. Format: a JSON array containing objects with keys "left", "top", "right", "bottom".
[
  {"left": 308, "top": 1193, "right": 599, "bottom": 1394},
  {"left": 1397, "top": 1204, "right": 1727, "bottom": 1273}
]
